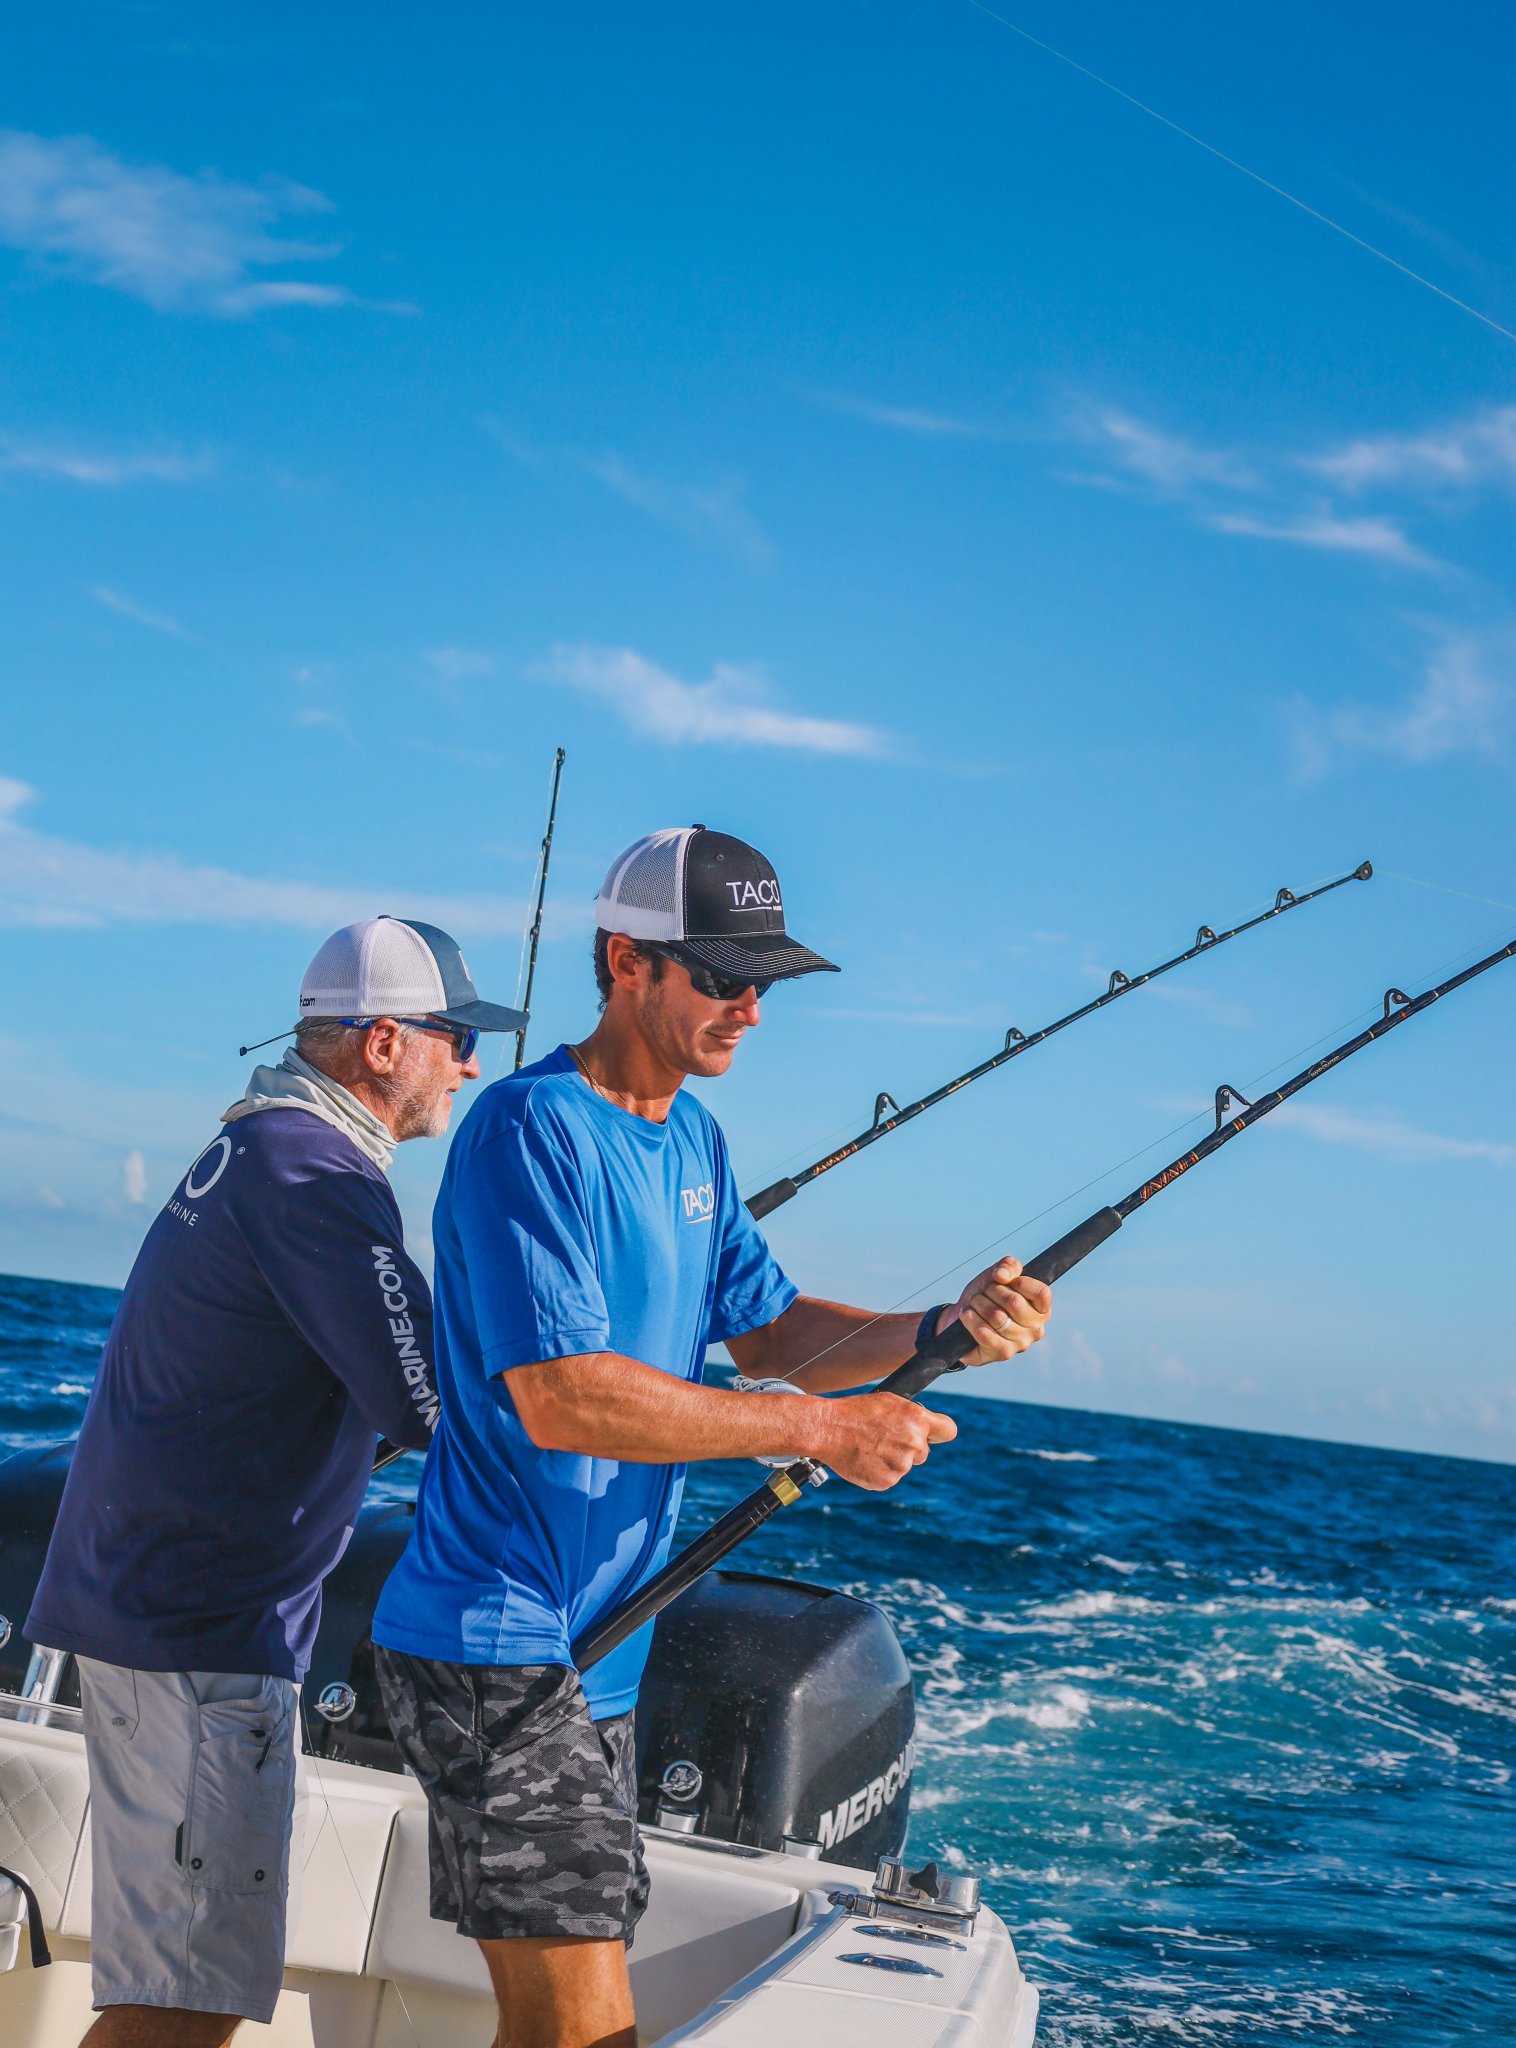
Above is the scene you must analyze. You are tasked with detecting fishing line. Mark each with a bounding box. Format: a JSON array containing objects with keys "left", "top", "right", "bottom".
[
  {"left": 743, "top": 867, "right": 1333, "bottom": 1188},
  {"left": 745, "top": 862, "right": 1372, "bottom": 1217},
  {"left": 759, "top": 906, "right": 1516, "bottom": 1390},
  {"left": 956, "top": 0, "right": 1516, "bottom": 347},
  {"left": 578, "top": 931, "right": 1516, "bottom": 1666},
  {"left": 1379, "top": 871, "right": 1516, "bottom": 917}
]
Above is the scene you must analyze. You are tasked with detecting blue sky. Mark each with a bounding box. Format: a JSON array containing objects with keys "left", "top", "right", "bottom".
[{"left": 3, "top": 2, "right": 1514, "bottom": 1461}]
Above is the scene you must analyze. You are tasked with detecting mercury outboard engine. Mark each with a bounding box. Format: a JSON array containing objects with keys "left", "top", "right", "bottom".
[
  {"left": 0, "top": 1450, "right": 916, "bottom": 1870},
  {"left": 633, "top": 1568, "right": 915, "bottom": 1868}
]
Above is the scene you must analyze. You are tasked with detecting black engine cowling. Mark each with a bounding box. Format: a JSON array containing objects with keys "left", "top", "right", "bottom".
[{"left": 0, "top": 1445, "right": 915, "bottom": 1869}]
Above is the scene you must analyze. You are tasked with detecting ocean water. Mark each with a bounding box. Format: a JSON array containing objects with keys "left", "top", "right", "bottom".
[{"left": 3, "top": 1270, "right": 1514, "bottom": 2044}]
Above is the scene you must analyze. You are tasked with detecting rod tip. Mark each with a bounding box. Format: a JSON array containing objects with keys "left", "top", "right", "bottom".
[{"left": 1355, "top": 860, "right": 1374, "bottom": 880}]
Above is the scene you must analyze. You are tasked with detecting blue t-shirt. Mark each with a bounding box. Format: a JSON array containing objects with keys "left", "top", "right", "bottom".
[
  {"left": 372, "top": 1045, "right": 797, "bottom": 1718},
  {"left": 27, "top": 1108, "right": 439, "bottom": 1681}
]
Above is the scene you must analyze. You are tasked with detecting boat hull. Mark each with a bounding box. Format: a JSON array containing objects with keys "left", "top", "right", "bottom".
[{"left": 0, "top": 1697, "right": 1038, "bottom": 2045}]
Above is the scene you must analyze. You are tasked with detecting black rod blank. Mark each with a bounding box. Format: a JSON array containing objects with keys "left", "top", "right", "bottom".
[
  {"left": 514, "top": 747, "right": 567, "bottom": 1074},
  {"left": 745, "top": 862, "right": 1373, "bottom": 1220},
  {"left": 575, "top": 930, "right": 1515, "bottom": 1670}
]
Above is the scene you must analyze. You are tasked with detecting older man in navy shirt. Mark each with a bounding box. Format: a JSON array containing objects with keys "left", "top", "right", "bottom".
[{"left": 28, "top": 916, "right": 525, "bottom": 2048}]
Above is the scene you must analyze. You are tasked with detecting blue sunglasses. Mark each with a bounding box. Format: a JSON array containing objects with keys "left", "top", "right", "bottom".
[{"left": 340, "top": 1016, "right": 479, "bottom": 1061}]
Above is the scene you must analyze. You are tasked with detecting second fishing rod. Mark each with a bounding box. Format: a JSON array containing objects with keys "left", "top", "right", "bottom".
[
  {"left": 745, "top": 860, "right": 1373, "bottom": 1219},
  {"left": 573, "top": 928, "right": 1516, "bottom": 1669}
]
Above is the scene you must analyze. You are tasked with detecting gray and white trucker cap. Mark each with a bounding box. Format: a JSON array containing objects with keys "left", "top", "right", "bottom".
[
  {"left": 299, "top": 916, "right": 528, "bottom": 1031},
  {"left": 596, "top": 827, "right": 838, "bottom": 984}
]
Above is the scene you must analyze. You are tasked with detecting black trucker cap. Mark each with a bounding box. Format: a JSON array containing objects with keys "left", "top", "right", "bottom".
[{"left": 594, "top": 827, "right": 838, "bottom": 984}]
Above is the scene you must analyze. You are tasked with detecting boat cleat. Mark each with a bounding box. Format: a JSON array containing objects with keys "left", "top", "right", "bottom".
[{"left": 828, "top": 1853, "right": 983, "bottom": 1936}]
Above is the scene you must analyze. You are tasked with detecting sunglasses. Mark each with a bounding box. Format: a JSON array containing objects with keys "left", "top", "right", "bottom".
[
  {"left": 645, "top": 945, "right": 773, "bottom": 1003},
  {"left": 341, "top": 1016, "right": 479, "bottom": 1060}
]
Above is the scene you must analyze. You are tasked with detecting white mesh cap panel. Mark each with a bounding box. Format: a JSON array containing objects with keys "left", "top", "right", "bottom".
[
  {"left": 299, "top": 918, "right": 449, "bottom": 1017},
  {"left": 594, "top": 828, "right": 693, "bottom": 940}
]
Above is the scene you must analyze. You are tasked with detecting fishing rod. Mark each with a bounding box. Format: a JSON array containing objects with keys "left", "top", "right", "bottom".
[
  {"left": 745, "top": 860, "right": 1374, "bottom": 1219},
  {"left": 574, "top": 931, "right": 1516, "bottom": 1670},
  {"left": 514, "top": 747, "right": 567, "bottom": 1072},
  {"left": 372, "top": 748, "right": 566, "bottom": 1476}
]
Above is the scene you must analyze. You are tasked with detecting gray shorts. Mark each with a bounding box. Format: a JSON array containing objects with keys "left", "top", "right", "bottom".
[
  {"left": 374, "top": 1648, "right": 649, "bottom": 1943},
  {"left": 78, "top": 1658, "right": 300, "bottom": 2024}
]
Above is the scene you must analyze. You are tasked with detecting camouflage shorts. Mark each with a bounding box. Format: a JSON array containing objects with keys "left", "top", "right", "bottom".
[{"left": 372, "top": 1649, "right": 649, "bottom": 1943}]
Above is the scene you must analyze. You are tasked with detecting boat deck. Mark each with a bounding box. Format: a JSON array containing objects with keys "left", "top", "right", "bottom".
[{"left": 0, "top": 1698, "right": 1038, "bottom": 2045}]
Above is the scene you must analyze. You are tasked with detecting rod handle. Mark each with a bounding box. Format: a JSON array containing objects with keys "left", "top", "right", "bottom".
[
  {"left": 1023, "top": 1205, "right": 1124, "bottom": 1286},
  {"left": 746, "top": 1176, "right": 798, "bottom": 1220},
  {"left": 875, "top": 1206, "right": 1125, "bottom": 1401}
]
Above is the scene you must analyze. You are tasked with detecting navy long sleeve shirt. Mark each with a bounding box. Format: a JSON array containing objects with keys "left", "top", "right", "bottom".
[{"left": 27, "top": 1107, "right": 438, "bottom": 1680}]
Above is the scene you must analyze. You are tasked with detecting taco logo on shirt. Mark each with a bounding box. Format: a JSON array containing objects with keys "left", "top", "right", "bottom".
[{"left": 680, "top": 1182, "right": 715, "bottom": 1223}]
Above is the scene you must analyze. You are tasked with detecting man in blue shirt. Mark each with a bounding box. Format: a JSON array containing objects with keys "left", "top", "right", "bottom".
[
  {"left": 27, "top": 915, "right": 526, "bottom": 2048},
  {"left": 373, "top": 828, "right": 1054, "bottom": 2048}
]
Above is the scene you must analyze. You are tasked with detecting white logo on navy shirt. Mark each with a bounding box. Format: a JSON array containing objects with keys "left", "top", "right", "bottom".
[
  {"left": 681, "top": 1182, "right": 715, "bottom": 1223},
  {"left": 371, "top": 1244, "right": 441, "bottom": 1431},
  {"left": 184, "top": 1135, "right": 232, "bottom": 1200}
]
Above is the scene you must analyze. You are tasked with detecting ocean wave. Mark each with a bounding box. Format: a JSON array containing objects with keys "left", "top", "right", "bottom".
[
  {"left": 920, "top": 1680, "right": 1094, "bottom": 1740},
  {"left": 11, "top": 1271, "right": 1515, "bottom": 2048},
  {"left": 1028, "top": 1589, "right": 1165, "bottom": 1620}
]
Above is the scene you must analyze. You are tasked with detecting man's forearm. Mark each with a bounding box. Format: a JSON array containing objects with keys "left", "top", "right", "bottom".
[
  {"left": 502, "top": 1350, "right": 833, "bottom": 1463},
  {"left": 727, "top": 1297, "right": 927, "bottom": 1393}
]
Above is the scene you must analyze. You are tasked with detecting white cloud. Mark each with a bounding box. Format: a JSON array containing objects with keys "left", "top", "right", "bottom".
[
  {"left": 1306, "top": 403, "right": 1516, "bottom": 495},
  {"left": 91, "top": 585, "right": 189, "bottom": 638},
  {"left": 424, "top": 647, "right": 495, "bottom": 682},
  {"left": 1272, "top": 1101, "right": 1513, "bottom": 1166},
  {"left": 581, "top": 454, "right": 773, "bottom": 569},
  {"left": 122, "top": 1149, "right": 148, "bottom": 1204},
  {"left": 0, "top": 129, "right": 410, "bottom": 317},
  {"left": 1144, "top": 982, "right": 1251, "bottom": 1029},
  {"left": 1331, "top": 635, "right": 1511, "bottom": 764},
  {"left": 550, "top": 645, "right": 890, "bottom": 757},
  {"left": 293, "top": 705, "right": 355, "bottom": 742},
  {"left": 1210, "top": 508, "right": 1437, "bottom": 570},
  {"left": 1092, "top": 408, "right": 1254, "bottom": 491},
  {"left": 0, "top": 435, "right": 213, "bottom": 485},
  {"left": 811, "top": 391, "right": 988, "bottom": 438},
  {"left": 0, "top": 776, "right": 533, "bottom": 933}
]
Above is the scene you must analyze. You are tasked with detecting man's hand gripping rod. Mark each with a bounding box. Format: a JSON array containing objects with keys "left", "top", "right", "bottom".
[
  {"left": 569, "top": 1207, "right": 1116, "bottom": 1669},
  {"left": 572, "top": 932, "right": 1516, "bottom": 1672}
]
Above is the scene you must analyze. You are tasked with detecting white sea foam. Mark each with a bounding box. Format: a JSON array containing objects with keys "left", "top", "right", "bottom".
[
  {"left": 917, "top": 1678, "right": 1093, "bottom": 1741},
  {"left": 1119, "top": 1925, "right": 1253, "bottom": 1951},
  {"left": 908, "top": 1782, "right": 962, "bottom": 1809},
  {"left": 1014, "top": 1447, "right": 1099, "bottom": 1462},
  {"left": 1029, "top": 1589, "right": 1163, "bottom": 1620},
  {"left": 51, "top": 1382, "right": 90, "bottom": 1396}
]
